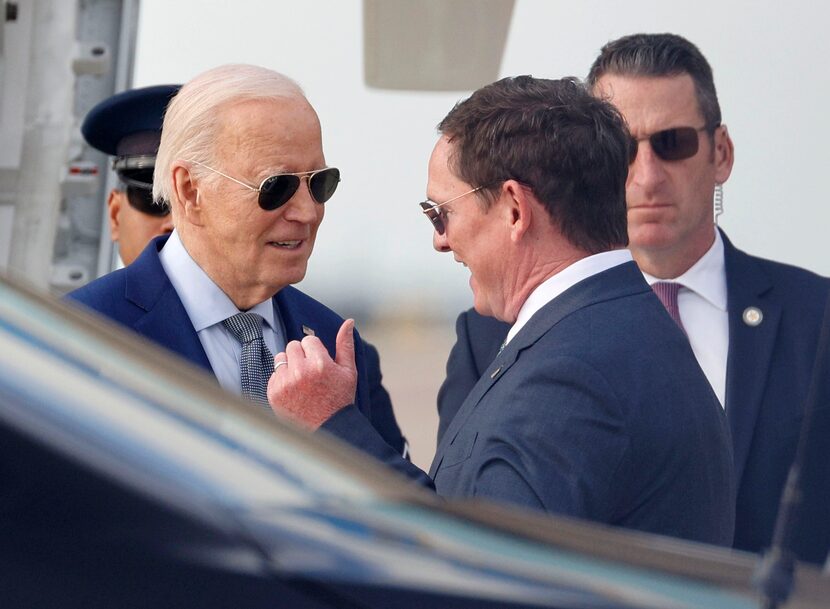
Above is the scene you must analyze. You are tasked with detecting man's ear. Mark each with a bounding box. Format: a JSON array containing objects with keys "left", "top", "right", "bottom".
[
  {"left": 714, "top": 124, "right": 734, "bottom": 185},
  {"left": 171, "top": 162, "right": 204, "bottom": 226},
  {"left": 107, "top": 189, "right": 123, "bottom": 242},
  {"left": 503, "top": 180, "right": 533, "bottom": 243}
]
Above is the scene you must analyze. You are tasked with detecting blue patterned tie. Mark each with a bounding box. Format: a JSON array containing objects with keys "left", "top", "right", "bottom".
[{"left": 222, "top": 312, "right": 274, "bottom": 407}]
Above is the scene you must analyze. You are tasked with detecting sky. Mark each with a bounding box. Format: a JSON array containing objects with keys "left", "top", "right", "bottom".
[{"left": 134, "top": 0, "right": 830, "bottom": 321}]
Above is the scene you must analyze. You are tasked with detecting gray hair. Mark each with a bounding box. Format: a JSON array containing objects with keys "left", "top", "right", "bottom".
[{"left": 153, "top": 64, "right": 306, "bottom": 205}]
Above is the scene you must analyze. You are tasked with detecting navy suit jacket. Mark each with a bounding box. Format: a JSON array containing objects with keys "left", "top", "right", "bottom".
[
  {"left": 430, "top": 261, "right": 734, "bottom": 545},
  {"left": 438, "top": 231, "right": 830, "bottom": 562},
  {"left": 67, "top": 235, "right": 405, "bottom": 455}
]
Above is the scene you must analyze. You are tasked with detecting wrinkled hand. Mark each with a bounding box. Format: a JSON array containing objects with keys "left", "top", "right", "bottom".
[{"left": 267, "top": 319, "right": 358, "bottom": 429}]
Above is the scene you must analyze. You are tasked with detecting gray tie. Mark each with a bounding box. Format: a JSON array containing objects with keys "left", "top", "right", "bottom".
[{"left": 222, "top": 312, "right": 274, "bottom": 407}]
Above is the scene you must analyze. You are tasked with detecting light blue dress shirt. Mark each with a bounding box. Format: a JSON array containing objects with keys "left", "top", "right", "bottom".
[{"left": 159, "top": 230, "right": 286, "bottom": 395}]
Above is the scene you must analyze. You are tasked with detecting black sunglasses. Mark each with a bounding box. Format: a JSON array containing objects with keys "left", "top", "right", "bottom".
[
  {"left": 125, "top": 185, "right": 170, "bottom": 217},
  {"left": 189, "top": 160, "right": 340, "bottom": 211},
  {"left": 629, "top": 125, "right": 715, "bottom": 163},
  {"left": 119, "top": 166, "right": 169, "bottom": 217}
]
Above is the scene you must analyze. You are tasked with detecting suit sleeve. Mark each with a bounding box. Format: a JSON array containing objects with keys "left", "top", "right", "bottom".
[
  {"left": 436, "top": 310, "right": 509, "bottom": 443},
  {"left": 360, "top": 340, "right": 407, "bottom": 456},
  {"left": 321, "top": 405, "right": 434, "bottom": 487},
  {"left": 321, "top": 332, "right": 428, "bottom": 484}
]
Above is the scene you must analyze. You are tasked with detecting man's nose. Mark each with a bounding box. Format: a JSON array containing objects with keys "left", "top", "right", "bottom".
[
  {"left": 282, "top": 179, "right": 319, "bottom": 223},
  {"left": 433, "top": 228, "right": 450, "bottom": 252},
  {"left": 629, "top": 143, "right": 668, "bottom": 189}
]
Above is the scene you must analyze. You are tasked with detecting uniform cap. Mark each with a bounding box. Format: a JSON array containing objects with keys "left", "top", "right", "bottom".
[{"left": 81, "top": 84, "right": 181, "bottom": 157}]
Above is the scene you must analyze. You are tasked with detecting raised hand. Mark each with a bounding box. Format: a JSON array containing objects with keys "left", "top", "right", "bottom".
[{"left": 267, "top": 319, "right": 358, "bottom": 429}]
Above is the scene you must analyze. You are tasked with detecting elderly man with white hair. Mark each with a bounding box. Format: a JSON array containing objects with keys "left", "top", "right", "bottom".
[{"left": 68, "top": 64, "right": 406, "bottom": 454}]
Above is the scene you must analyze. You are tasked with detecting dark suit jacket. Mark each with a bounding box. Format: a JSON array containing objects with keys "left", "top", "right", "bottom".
[
  {"left": 431, "top": 261, "right": 734, "bottom": 545},
  {"left": 438, "top": 232, "right": 830, "bottom": 562},
  {"left": 67, "top": 235, "right": 405, "bottom": 454},
  {"left": 723, "top": 233, "right": 830, "bottom": 563}
]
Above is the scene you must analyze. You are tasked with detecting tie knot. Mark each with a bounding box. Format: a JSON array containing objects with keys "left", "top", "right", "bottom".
[
  {"left": 651, "top": 281, "right": 682, "bottom": 309},
  {"left": 651, "top": 282, "right": 686, "bottom": 333},
  {"left": 222, "top": 312, "right": 265, "bottom": 345}
]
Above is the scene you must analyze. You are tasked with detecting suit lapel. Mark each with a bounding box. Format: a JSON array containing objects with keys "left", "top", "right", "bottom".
[
  {"left": 430, "top": 262, "right": 648, "bottom": 477},
  {"left": 430, "top": 330, "right": 523, "bottom": 477},
  {"left": 124, "top": 235, "right": 212, "bottom": 373},
  {"left": 722, "top": 231, "right": 781, "bottom": 483},
  {"left": 274, "top": 286, "right": 334, "bottom": 353}
]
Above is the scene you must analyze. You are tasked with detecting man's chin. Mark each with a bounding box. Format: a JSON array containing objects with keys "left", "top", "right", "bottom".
[
  {"left": 628, "top": 224, "right": 677, "bottom": 252},
  {"left": 472, "top": 297, "right": 506, "bottom": 321},
  {"left": 267, "top": 265, "right": 309, "bottom": 294},
  {"left": 472, "top": 302, "right": 491, "bottom": 317}
]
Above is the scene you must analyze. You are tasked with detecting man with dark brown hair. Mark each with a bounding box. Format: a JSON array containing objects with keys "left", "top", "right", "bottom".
[
  {"left": 267, "top": 75, "right": 734, "bottom": 545},
  {"left": 438, "top": 34, "right": 830, "bottom": 564}
]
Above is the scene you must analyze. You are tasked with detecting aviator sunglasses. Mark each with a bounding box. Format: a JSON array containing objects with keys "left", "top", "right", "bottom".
[
  {"left": 188, "top": 160, "right": 340, "bottom": 211},
  {"left": 419, "top": 186, "right": 484, "bottom": 235},
  {"left": 629, "top": 125, "right": 717, "bottom": 163}
]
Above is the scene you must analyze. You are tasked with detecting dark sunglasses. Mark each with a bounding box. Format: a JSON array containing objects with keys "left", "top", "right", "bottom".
[
  {"left": 125, "top": 185, "right": 170, "bottom": 217},
  {"left": 629, "top": 125, "right": 714, "bottom": 163},
  {"left": 419, "top": 186, "right": 484, "bottom": 235},
  {"left": 189, "top": 160, "right": 340, "bottom": 211},
  {"left": 118, "top": 168, "right": 169, "bottom": 217}
]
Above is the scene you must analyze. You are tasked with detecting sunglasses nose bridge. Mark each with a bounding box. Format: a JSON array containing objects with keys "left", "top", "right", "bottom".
[
  {"left": 419, "top": 202, "right": 445, "bottom": 236},
  {"left": 628, "top": 140, "right": 669, "bottom": 185},
  {"left": 299, "top": 173, "right": 323, "bottom": 204},
  {"left": 281, "top": 180, "right": 318, "bottom": 217}
]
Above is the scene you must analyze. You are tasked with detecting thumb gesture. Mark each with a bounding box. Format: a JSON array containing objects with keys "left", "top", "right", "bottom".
[
  {"left": 335, "top": 318, "right": 357, "bottom": 372},
  {"left": 267, "top": 319, "right": 359, "bottom": 429}
]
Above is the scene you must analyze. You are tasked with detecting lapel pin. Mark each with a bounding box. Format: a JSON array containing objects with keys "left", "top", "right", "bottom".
[
  {"left": 742, "top": 307, "right": 763, "bottom": 327},
  {"left": 302, "top": 325, "right": 316, "bottom": 337},
  {"left": 490, "top": 366, "right": 502, "bottom": 379}
]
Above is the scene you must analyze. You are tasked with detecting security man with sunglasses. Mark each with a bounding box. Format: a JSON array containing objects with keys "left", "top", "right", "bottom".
[
  {"left": 436, "top": 33, "right": 830, "bottom": 564},
  {"left": 81, "top": 85, "right": 179, "bottom": 266},
  {"left": 68, "top": 64, "right": 406, "bottom": 457}
]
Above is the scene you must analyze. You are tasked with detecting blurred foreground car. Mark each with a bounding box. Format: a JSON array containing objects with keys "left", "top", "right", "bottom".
[{"left": 0, "top": 274, "right": 827, "bottom": 608}]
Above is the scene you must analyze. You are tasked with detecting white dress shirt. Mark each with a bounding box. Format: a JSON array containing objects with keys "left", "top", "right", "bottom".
[
  {"left": 159, "top": 230, "right": 286, "bottom": 394},
  {"left": 505, "top": 249, "right": 634, "bottom": 346},
  {"left": 642, "top": 230, "right": 729, "bottom": 406}
]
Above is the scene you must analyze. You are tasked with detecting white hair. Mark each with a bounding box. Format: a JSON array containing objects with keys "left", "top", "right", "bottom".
[{"left": 153, "top": 64, "right": 306, "bottom": 205}]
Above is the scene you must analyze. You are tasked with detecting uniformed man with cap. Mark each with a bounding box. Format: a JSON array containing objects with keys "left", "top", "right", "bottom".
[{"left": 82, "top": 84, "right": 180, "bottom": 265}]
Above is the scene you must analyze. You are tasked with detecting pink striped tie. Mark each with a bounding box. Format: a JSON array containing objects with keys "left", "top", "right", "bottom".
[{"left": 651, "top": 282, "right": 686, "bottom": 334}]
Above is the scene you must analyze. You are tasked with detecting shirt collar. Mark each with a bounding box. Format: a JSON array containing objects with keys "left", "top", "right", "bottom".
[
  {"left": 641, "top": 230, "right": 728, "bottom": 311},
  {"left": 159, "top": 230, "right": 277, "bottom": 332},
  {"left": 506, "top": 249, "right": 633, "bottom": 345}
]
